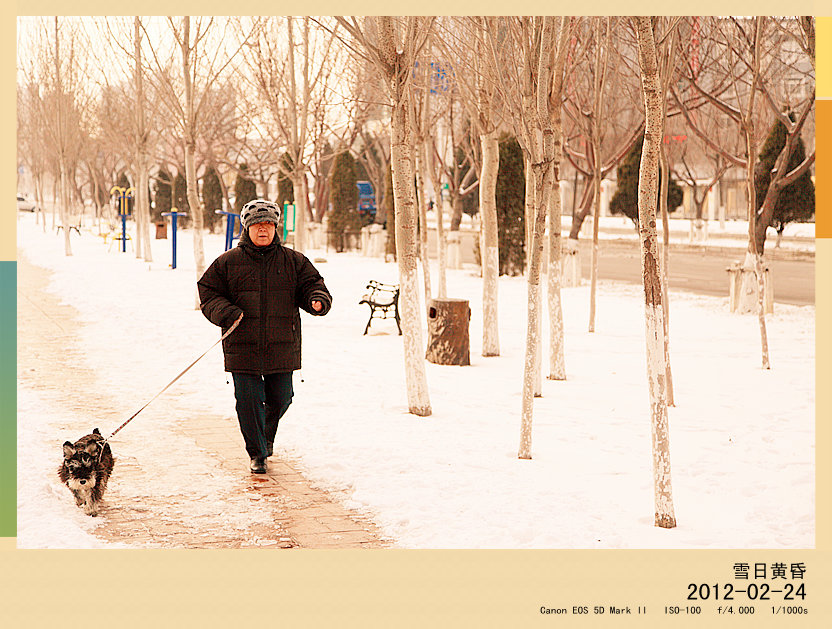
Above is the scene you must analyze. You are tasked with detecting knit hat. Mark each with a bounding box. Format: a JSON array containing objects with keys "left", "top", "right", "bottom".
[{"left": 241, "top": 199, "right": 281, "bottom": 230}]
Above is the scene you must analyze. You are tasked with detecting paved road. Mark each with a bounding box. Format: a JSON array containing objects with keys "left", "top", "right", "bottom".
[
  {"left": 578, "top": 240, "right": 815, "bottom": 306},
  {"left": 427, "top": 228, "right": 814, "bottom": 306}
]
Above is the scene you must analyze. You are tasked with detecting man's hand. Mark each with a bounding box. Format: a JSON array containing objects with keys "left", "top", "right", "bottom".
[{"left": 311, "top": 300, "right": 323, "bottom": 312}]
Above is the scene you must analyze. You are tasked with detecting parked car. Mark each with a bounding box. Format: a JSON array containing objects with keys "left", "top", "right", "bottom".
[
  {"left": 17, "top": 194, "right": 37, "bottom": 212},
  {"left": 356, "top": 181, "right": 376, "bottom": 222}
]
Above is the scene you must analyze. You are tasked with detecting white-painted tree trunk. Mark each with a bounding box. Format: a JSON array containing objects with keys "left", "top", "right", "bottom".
[
  {"left": 523, "top": 155, "right": 543, "bottom": 397},
  {"left": 518, "top": 162, "right": 553, "bottom": 459},
  {"left": 415, "top": 140, "right": 432, "bottom": 305},
  {"left": 53, "top": 18, "right": 71, "bottom": 257},
  {"left": 659, "top": 147, "right": 673, "bottom": 405},
  {"left": 59, "top": 163, "right": 72, "bottom": 256},
  {"left": 742, "top": 18, "right": 771, "bottom": 371},
  {"left": 548, "top": 179, "right": 566, "bottom": 380},
  {"left": 291, "top": 175, "right": 307, "bottom": 253},
  {"left": 480, "top": 131, "right": 500, "bottom": 357},
  {"left": 635, "top": 15, "right": 676, "bottom": 529},
  {"left": 588, "top": 155, "right": 601, "bottom": 333},
  {"left": 391, "top": 89, "right": 432, "bottom": 417},
  {"left": 434, "top": 183, "right": 448, "bottom": 300},
  {"left": 561, "top": 237, "right": 580, "bottom": 286},
  {"left": 181, "top": 17, "right": 206, "bottom": 304},
  {"left": 134, "top": 17, "right": 152, "bottom": 263}
]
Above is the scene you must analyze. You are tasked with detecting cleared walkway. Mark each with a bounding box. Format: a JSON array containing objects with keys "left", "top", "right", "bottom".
[{"left": 18, "top": 252, "right": 391, "bottom": 549}]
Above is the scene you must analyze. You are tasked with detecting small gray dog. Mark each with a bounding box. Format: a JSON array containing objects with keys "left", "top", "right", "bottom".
[{"left": 58, "top": 428, "right": 115, "bottom": 516}]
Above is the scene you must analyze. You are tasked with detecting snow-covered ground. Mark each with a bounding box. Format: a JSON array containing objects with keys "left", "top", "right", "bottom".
[{"left": 16, "top": 212, "right": 814, "bottom": 548}]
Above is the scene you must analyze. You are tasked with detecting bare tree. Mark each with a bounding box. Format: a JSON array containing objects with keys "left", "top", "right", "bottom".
[
  {"left": 437, "top": 16, "right": 503, "bottom": 357},
  {"left": 17, "top": 81, "right": 50, "bottom": 232},
  {"left": 634, "top": 16, "right": 676, "bottom": 529},
  {"left": 132, "top": 17, "right": 152, "bottom": 261},
  {"left": 409, "top": 64, "right": 434, "bottom": 304},
  {"left": 242, "top": 17, "right": 346, "bottom": 251},
  {"left": 30, "top": 17, "right": 93, "bottom": 255},
  {"left": 142, "top": 17, "right": 250, "bottom": 289},
  {"left": 587, "top": 18, "right": 613, "bottom": 334},
  {"left": 490, "top": 17, "right": 571, "bottom": 459},
  {"left": 335, "top": 16, "right": 433, "bottom": 417},
  {"left": 673, "top": 17, "right": 813, "bottom": 372}
]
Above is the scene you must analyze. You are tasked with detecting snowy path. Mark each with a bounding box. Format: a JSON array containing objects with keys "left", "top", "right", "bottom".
[
  {"left": 16, "top": 213, "right": 814, "bottom": 549},
  {"left": 17, "top": 252, "right": 389, "bottom": 549}
]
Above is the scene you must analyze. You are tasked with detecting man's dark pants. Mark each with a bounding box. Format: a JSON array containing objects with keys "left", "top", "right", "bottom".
[{"left": 232, "top": 372, "right": 294, "bottom": 458}]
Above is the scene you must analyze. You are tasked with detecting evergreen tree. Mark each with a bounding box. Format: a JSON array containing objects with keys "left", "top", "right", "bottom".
[
  {"left": 495, "top": 135, "right": 525, "bottom": 276},
  {"left": 328, "top": 151, "right": 363, "bottom": 251},
  {"left": 755, "top": 116, "right": 815, "bottom": 237},
  {"left": 610, "top": 133, "right": 683, "bottom": 227},
  {"left": 152, "top": 167, "right": 172, "bottom": 222},
  {"left": 201, "top": 165, "right": 223, "bottom": 232},
  {"left": 233, "top": 163, "right": 257, "bottom": 213},
  {"left": 173, "top": 171, "right": 189, "bottom": 226}
]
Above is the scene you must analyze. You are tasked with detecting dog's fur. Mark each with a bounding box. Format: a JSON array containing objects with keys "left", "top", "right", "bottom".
[{"left": 58, "top": 428, "right": 114, "bottom": 516}]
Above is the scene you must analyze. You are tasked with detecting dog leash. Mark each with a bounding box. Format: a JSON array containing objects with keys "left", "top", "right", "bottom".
[{"left": 102, "top": 314, "right": 244, "bottom": 448}]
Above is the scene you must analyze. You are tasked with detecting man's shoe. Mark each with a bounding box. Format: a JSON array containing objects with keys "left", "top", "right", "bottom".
[{"left": 250, "top": 456, "right": 267, "bottom": 474}]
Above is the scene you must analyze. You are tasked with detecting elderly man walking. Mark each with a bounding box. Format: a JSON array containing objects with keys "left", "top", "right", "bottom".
[{"left": 198, "top": 199, "right": 332, "bottom": 473}]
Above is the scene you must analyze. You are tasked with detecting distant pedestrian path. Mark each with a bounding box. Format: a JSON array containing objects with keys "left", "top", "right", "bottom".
[{"left": 17, "top": 252, "right": 391, "bottom": 549}]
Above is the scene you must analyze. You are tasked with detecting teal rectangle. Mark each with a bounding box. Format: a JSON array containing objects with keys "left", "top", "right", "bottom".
[{"left": 0, "top": 262, "right": 15, "bottom": 537}]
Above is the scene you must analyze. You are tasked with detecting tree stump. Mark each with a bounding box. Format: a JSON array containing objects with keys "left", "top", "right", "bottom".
[{"left": 425, "top": 298, "right": 471, "bottom": 366}]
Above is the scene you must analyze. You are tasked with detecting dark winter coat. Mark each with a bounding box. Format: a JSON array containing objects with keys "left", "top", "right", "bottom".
[{"left": 197, "top": 231, "right": 332, "bottom": 374}]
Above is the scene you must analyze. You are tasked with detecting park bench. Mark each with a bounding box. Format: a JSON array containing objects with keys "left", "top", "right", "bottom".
[
  {"left": 359, "top": 280, "right": 402, "bottom": 336},
  {"left": 56, "top": 224, "right": 81, "bottom": 237}
]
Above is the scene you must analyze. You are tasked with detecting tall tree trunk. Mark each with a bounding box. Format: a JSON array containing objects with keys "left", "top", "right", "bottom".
[
  {"left": 54, "top": 17, "right": 71, "bottom": 256},
  {"left": 518, "top": 160, "right": 554, "bottom": 459},
  {"left": 433, "top": 154, "right": 448, "bottom": 299},
  {"left": 480, "top": 131, "right": 500, "bottom": 357},
  {"left": 415, "top": 138, "right": 432, "bottom": 305},
  {"left": 133, "top": 172, "right": 144, "bottom": 258},
  {"left": 567, "top": 174, "right": 595, "bottom": 240},
  {"left": 659, "top": 146, "right": 674, "bottom": 405},
  {"left": 635, "top": 15, "right": 676, "bottom": 529},
  {"left": 523, "top": 154, "right": 543, "bottom": 398},
  {"left": 588, "top": 141, "right": 600, "bottom": 333},
  {"left": 36, "top": 173, "right": 46, "bottom": 232},
  {"left": 181, "top": 16, "right": 206, "bottom": 288},
  {"left": 658, "top": 24, "right": 678, "bottom": 406},
  {"left": 546, "top": 15, "right": 571, "bottom": 380},
  {"left": 548, "top": 172, "right": 566, "bottom": 380},
  {"left": 449, "top": 196, "right": 463, "bottom": 231},
  {"left": 743, "top": 18, "right": 770, "bottom": 370},
  {"left": 428, "top": 170, "right": 448, "bottom": 299},
  {"left": 134, "top": 17, "right": 152, "bottom": 262},
  {"left": 587, "top": 20, "right": 610, "bottom": 333},
  {"left": 385, "top": 23, "right": 431, "bottom": 416},
  {"left": 291, "top": 174, "right": 307, "bottom": 252},
  {"left": 59, "top": 162, "right": 72, "bottom": 256},
  {"left": 287, "top": 17, "right": 310, "bottom": 254}
]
